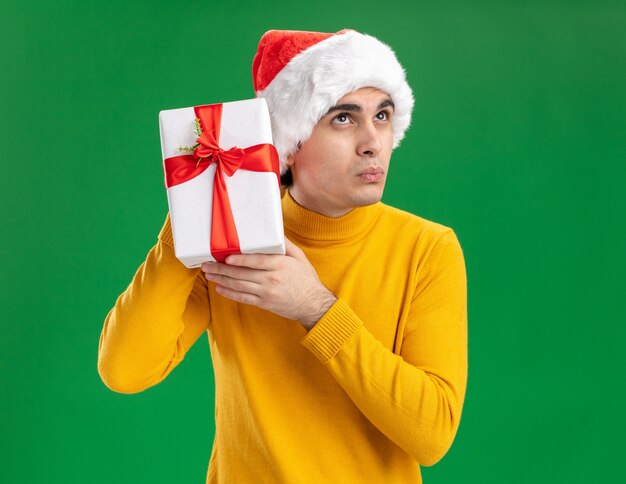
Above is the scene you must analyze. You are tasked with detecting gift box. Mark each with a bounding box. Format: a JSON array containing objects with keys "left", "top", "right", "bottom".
[{"left": 159, "top": 98, "right": 285, "bottom": 268}]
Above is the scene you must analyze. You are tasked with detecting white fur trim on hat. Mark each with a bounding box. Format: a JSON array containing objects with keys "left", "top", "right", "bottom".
[{"left": 256, "top": 30, "right": 414, "bottom": 175}]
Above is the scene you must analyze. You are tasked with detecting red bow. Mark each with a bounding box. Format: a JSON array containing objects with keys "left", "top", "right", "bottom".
[
  {"left": 163, "top": 103, "right": 280, "bottom": 262},
  {"left": 193, "top": 129, "right": 247, "bottom": 175}
]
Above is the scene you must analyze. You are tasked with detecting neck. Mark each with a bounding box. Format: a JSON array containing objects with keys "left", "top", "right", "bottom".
[
  {"left": 281, "top": 188, "right": 382, "bottom": 242},
  {"left": 288, "top": 186, "right": 354, "bottom": 218}
]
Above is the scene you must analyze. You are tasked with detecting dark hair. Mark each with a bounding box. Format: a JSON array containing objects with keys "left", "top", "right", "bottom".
[
  {"left": 280, "top": 142, "right": 300, "bottom": 189},
  {"left": 280, "top": 166, "right": 293, "bottom": 188}
]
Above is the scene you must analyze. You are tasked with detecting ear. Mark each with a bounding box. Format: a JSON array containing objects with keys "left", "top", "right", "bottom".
[{"left": 287, "top": 141, "right": 301, "bottom": 167}]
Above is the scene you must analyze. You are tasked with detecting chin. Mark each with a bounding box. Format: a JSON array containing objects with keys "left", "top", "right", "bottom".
[{"left": 351, "top": 188, "right": 384, "bottom": 207}]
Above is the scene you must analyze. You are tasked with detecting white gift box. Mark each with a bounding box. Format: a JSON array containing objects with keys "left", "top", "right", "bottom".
[{"left": 159, "top": 98, "right": 285, "bottom": 269}]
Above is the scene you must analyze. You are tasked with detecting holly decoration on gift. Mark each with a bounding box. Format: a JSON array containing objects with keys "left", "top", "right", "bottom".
[{"left": 178, "top": 117, "right": 215, "bottom": 167}]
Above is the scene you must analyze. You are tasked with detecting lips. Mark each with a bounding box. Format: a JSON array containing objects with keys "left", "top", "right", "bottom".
[
  {"left": 358, "top": 167, "right": 384, "bottom": 183},
  {"left": 359, "top": 167, "right": 384, "bottom": 175}
]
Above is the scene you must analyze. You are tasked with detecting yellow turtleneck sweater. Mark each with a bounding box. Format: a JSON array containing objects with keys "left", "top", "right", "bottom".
[{"left": 98, "top": 189, "right": 468, "bottom": 483}]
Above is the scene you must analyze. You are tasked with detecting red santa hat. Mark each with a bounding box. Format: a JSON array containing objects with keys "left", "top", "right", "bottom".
[{"left": 252, "top": 29, "right": 415, "bottom": 175}]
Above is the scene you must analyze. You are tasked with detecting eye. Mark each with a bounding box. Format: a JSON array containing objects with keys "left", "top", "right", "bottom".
[
  {"left": 376, "top": 110, "right": 391, "bottom": 121},
  {"left": 332, "top": 113, "right": 351, "bottom": 124}
]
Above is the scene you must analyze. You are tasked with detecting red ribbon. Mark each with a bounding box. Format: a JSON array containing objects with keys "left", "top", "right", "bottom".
[{"left": 163, "top": 103, "right": 280, "bottom": 262}]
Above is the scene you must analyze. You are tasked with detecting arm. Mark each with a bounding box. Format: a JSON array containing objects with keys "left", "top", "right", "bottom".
[
  {"left": 195, "top": 225, "right": 467, "bottom": 464},
  {"left": 98, "top": 213, "right": 212, "bottom": 394},
  {"left": 300, "top": 230, "right": 468, "bottom": 466}
]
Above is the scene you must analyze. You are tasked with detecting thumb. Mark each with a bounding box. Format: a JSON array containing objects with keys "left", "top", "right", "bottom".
[{"left": 284, "top": 236, "right": 305, "bottom": 259}]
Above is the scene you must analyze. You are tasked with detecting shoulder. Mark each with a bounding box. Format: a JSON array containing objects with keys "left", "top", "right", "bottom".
[
  {"left": 376, "top": 204, "right": 466, "bottom": 286},
  {"left": 376, "top": 202, "right": 455, "bottom": 241},
  {"left": 374, "top": 202, "right": 464, "bottom": 269}
]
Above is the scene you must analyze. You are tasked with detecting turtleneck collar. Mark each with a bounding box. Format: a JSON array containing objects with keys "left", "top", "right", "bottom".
[{"left": 281, "top": 188, "right": 383, "bottom": 242}]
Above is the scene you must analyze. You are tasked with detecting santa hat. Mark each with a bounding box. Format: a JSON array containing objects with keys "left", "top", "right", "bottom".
[{"left": 252, "top": 29, "right": 414, "bottom": 175}]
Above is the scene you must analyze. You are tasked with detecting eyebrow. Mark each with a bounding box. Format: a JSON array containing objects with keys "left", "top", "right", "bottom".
[{"left": 324, "top": 98, "right": 395, "bottom": 117}]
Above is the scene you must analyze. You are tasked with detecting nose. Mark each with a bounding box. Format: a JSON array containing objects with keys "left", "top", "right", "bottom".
[{"left": 356, "top": 120, "right": 383, "bottom": 157}]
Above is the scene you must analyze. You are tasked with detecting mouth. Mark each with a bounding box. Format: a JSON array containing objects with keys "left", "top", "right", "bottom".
[{"left": 358, "top": 167, "right": 384, "bottom": 183}]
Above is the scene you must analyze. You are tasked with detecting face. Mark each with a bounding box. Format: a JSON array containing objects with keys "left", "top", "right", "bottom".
[{"left": 287, "top": 86, "right": 395, "bottom": 217}]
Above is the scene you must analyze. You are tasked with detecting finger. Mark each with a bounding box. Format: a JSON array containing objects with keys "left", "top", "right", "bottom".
[
  {"left": 203, "top": 262, "right": 266, "bottom": 283},
  {"left": 225, "top": 253, "right": 281, "bottom": 270},
  {"left": 205, "top": 273, "right": 263, "bottom": 295},
  {"left": 284, "top": 236, "right": 305, "bottom": 259},
  {"left": 214, "top": 284, "right": 261, "bottom": 306}
]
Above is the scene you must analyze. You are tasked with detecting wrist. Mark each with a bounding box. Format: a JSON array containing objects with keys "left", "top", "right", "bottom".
[{"left": 300, "top": 290, "right": 337, "bottom": 331}]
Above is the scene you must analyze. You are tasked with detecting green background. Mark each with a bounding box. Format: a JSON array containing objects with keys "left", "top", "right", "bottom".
[{"left": 1, "top": 0, "right": 625, "bottom": 482}]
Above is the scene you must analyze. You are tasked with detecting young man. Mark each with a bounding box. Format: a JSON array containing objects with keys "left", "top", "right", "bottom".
[{"left": 98, "top": 29, "right": 468, "bottom": 483}]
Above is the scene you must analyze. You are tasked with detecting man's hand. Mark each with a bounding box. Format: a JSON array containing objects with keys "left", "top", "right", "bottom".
[{"left": 201, "top": 237, "right": 337, "bottom": 330}]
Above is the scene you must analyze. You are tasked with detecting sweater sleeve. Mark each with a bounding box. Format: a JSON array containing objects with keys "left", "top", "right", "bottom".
[
  {"left": 300, "top": 229, "right": 468, "bottom": 467},
  {"left": 98, "top": 213, "right": 212, "bottom": 394}
]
